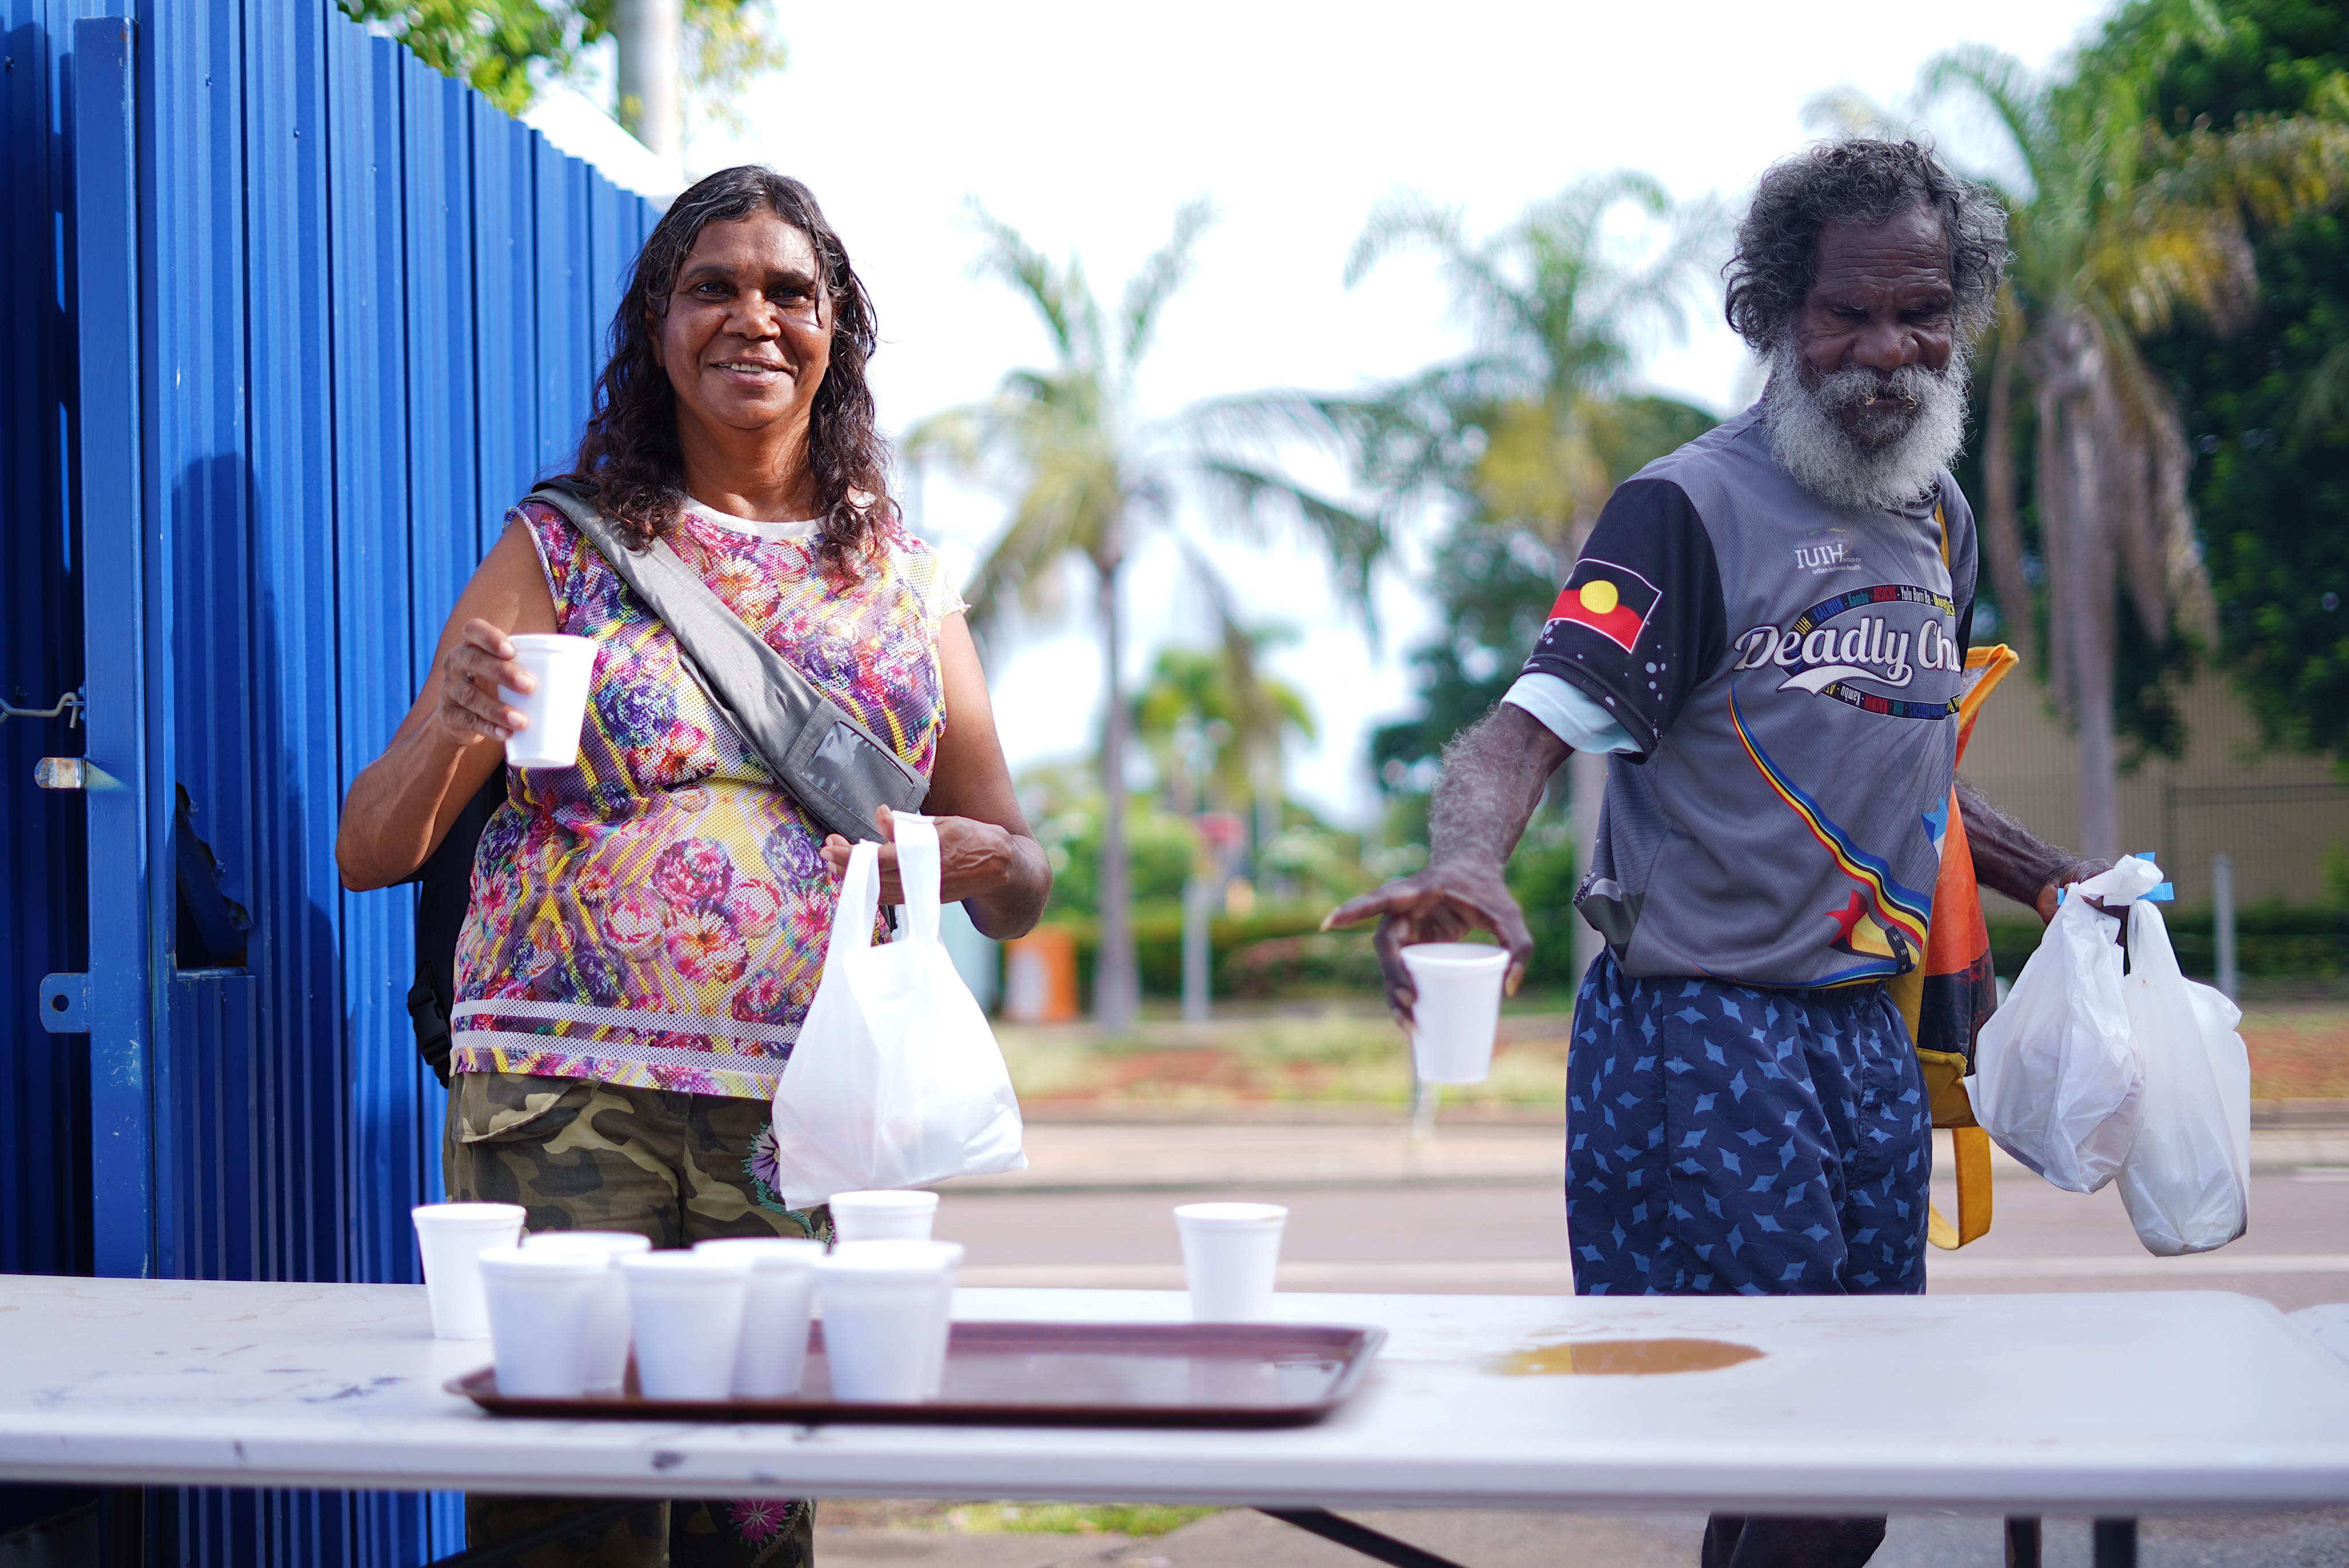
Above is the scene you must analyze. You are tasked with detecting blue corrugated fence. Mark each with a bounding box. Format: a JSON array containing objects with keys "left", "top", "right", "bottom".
[{"left": 0, "top": 1, "right": 656, "bottom": 1560}]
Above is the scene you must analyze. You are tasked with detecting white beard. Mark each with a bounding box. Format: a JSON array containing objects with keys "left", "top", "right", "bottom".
[{"left": 1760, "top": 337, "right": 1970, "bottom": 512}]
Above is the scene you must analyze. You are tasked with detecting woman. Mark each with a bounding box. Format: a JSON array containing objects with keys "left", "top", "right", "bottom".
[{"left": 338, "top": 167, "right": 1048, "bottom": 1567}]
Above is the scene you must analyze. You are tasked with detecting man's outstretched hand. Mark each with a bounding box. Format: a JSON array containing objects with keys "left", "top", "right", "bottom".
[{"left": 1321, "top": 859, "right": 1534, "bottom": 1028}]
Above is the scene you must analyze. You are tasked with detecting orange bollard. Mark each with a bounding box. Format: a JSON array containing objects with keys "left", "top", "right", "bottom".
[{"left": 1002, "top": 926, "right": 1080, "bottom": 1023}]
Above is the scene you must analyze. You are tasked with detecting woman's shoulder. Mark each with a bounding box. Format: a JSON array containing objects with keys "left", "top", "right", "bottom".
[
  {"left": 507, "top": 493, "right": 576, "bottom": 542},
  {"left": 506, "top": 493, "right": 619, "bottom": 621},
  {"left": 876, "top": 528, "right": 968, "bottom": 621}
]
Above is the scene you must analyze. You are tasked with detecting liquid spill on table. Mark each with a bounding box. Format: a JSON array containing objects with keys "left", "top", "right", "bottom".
[{"left": 1492, "top": 1338, "right": 1765, "bottom": 1376}]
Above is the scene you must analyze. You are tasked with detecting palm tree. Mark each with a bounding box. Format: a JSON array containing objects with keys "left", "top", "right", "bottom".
[
  {"left": 1218, "top": 175, "right": 1720, "bottom": 977},
  {"left": 1892, "top": 46, "right": 2349, "bottom": 859},
  {"left": 908, "top": 202, "right": 1383, "bottom": 1031},
  {"left": 1132, "top": 626, "right": 1316, "bottom": 836},
  {"left": 1131, "top": 629, "right": 1317, "bottom": 1023}
]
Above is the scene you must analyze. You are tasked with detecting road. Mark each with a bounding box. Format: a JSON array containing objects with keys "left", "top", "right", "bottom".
[
  {"left": 802, "top": 1125, "right": 2349, "bottom": 1567},
  {"left": 935, "top": 1126, "right": 2349, "bottom": 1313}
]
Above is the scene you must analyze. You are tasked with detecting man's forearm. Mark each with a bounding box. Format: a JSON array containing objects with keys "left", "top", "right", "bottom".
[
  {"left": 1957, "top": 777, "right": 2093, "bottom": 907},
  {"left": 1428, "top": 705, "right": 1571, "bottom": 868}
]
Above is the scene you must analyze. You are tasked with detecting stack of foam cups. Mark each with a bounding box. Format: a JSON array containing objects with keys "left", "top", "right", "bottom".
[
  {"left": 521, "top": 1231, "right": 650, "bottom": 1392},
  {"left": 621, "top": 1251, "right": 755, "bottom": 1400},
  {"left": 412, "top": 1202, "right": 525, "bottom": 1339},
  {"left": 695, "top": 1238, "right": 825, "bottom": 1397},
  {"left": 828, "top": 1190, "right": 939, "bottom": 1243},
  {"left": 477, "top": 1247, "right": 610, "bottom": 1397},
  {"left": 814, "top": 1240, "right": 962, "bottom": 1403}
]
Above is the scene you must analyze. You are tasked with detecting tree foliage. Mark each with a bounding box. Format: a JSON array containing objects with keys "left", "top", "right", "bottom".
[
  {"left": 1234, "top": 177, "right": 1723, "bottom": 780},
  {"left": 1131, "top": 634, "right": 1314, "bottom": 814},
  {"left": 1371, "top": 394, "right": 1716, "bottom": 779},
  {"left": 338, "top": 0, "right": 784, "bottom": 128},
  {"left": 908, "top": 202, "right": 1387, "bottom": 1026},
  {"left": 2079, "top": 0, "right": 2349, "bottom": 762},
  {"left": 1825, "top": 29, "right": 2349, "bottom": 851}
]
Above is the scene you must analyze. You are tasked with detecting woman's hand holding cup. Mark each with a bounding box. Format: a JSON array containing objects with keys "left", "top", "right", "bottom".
[
  {"left": 435, "top": 621, "right": 595, "bottom": 769},
  {"left": 434, "top": 618, "right": 534, "bottom": 747}
]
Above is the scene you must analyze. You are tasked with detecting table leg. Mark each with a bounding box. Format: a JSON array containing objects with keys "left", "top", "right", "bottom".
[
  {"left": 105, "top": 1487, "right": 145, "bottom": 1567},
  {"left": 2004, "top": 1515, "right": 2042, "bottom": 1568},
  {"left": 419, "top": 1500, "right": 643, "bottom": 1568},
  {"left": 2093, "top": 1517, "right": 2139, "bottom": 1568},
  {"left": 1258, "top": 1508, "right": 1475, "bottom": 1568}
]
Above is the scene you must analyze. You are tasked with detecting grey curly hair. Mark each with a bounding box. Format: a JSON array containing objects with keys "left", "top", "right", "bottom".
[{"left": 1723, "top": 139, "right": 2008, "bottom": 353}]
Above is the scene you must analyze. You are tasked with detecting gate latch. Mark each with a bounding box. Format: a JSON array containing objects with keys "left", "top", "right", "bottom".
[
  {"left": 38, "top": 973, "right": 90, "bottom": 1033},
  {"left": 1, "top": 689, "right": 84, "bottom": 728}
]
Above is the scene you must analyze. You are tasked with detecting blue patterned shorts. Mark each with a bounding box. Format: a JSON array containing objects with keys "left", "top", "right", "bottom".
[{"left": 1565, "top": 952, "right": 1930, "bottom": 1297}]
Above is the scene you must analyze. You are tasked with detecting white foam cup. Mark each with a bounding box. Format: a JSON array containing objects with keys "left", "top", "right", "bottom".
[
  {"left": 827, "top": 1189, "right": 939, "bottom": 1243},
  {"left": 694, "top": 1237, "right": 826, "bottom": 1398},
  {"left": 1399, "top": 942, "right": 1509, "bottom": 1085},
  {"left": 412, "top": 1202, "right": 525, "bottom": 1339},
  {"left": 896, "top": 1239, "right": 966, "bottom": 1396},
  {"left": 476, "top": 1246, "right": 609, "bottom": 1398},
  {"left": 498, "top": 633, "right": 596, "bottom": 769},
  {"left": 1174, "top": 1202, "right": 1287, "bottom": 1322},
  {"left": 814, "top": 1241, "right": 959, "bottom": 1403},
  {"left": 521, "top": 1231, "right": 651, "bottom": 1392},
  {"left": 620, "top": 1250, "right": 754, "bottom": 1401}
]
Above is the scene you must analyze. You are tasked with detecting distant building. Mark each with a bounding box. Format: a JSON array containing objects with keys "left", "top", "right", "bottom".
[{"left": 1963, "top": 671, "right": 2346, "bottom": 915}]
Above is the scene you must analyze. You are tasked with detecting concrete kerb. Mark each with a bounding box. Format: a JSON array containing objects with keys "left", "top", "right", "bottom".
[{"left": 951, "top": 1112, "right": 2349, "bottom": 1197}]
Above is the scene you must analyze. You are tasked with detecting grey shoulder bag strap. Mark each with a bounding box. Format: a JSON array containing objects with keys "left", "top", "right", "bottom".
[{"left": 527, "top": 480, "right": 927, "bottom": 845}]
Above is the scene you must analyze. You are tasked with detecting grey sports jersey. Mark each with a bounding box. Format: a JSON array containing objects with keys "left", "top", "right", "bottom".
[{"left": 1520, "top": 404, "right": 1979, "bottom": 988}]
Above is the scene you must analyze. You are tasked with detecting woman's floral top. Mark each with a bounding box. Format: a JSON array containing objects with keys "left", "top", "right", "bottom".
[{"left": 449, "top": 497, "right": 962, "bottom": 1100}]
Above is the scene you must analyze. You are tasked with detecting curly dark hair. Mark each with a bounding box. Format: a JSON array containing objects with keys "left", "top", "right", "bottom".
[
  {"left": 567, "top": 166, "right": 895, "bottom": 569},
  {"left": 1723, "top": 138, "right": 2008, "bottom": 353}
]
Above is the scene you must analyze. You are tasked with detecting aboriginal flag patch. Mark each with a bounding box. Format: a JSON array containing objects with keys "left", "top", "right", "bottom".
[{"left": 1546, "top": 559, "right": 1660, "bottom": 654}]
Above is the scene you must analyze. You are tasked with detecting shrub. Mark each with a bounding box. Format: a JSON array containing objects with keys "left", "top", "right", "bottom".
[{"left": 1986, "top": 904, "right": 2349, "bottom": 980}]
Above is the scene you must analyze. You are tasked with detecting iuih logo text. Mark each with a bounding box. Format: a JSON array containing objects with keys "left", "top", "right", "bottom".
[{"left": 1792, "top": 533, "right": 1862, "bottom": 575}]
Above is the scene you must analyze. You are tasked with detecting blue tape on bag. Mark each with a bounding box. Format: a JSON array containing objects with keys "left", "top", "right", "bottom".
[{"left": 2056, "top": 853, "right": 2174, "bottom": 907}]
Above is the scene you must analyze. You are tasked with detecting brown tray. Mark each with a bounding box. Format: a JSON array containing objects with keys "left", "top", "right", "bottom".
[{"left": 448, "top": 1319, "right": 1384, "bottom": 1428}]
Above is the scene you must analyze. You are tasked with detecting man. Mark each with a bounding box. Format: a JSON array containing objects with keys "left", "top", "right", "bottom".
[{"left": 1328, "top": 140, "right": 2103, "bottom": 1568}]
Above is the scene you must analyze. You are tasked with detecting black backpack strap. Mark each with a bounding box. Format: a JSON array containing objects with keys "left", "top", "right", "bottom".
[{"left": 408, "top": 770, "right": 506, "bottom": 1086}]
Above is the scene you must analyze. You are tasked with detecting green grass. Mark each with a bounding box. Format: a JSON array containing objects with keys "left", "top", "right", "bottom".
[
  {"left": 994, "top": 1001, "right": 1574, "bottom": 1109},
  {"left": 938, "top": 1502, "right": 1221, "bottom": 1536},
  {"left": 993, "top": 996, "right": 2349, "bottom": 1108}
]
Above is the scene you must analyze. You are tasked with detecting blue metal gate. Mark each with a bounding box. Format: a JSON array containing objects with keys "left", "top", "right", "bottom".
[{"left": 1, "top": 2, "right": 654, "bottom": 1559}]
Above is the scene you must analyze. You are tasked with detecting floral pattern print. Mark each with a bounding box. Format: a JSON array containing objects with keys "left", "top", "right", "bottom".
[
  {"left": 450, "top": 500, "right": 963, "bottom": 1100},
  {"left": 728, "top": 1497, "right": 800, "bottom": 1549},
  {"left": 742, "top": 1121, "right": 832, "bottom": 1233}
]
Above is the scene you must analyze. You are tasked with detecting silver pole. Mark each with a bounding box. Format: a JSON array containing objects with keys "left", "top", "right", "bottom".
[
  {"left": 611, "top": 0, "right": 682, "bottom": 160},
  {"left": 2213, "top": 852, "right": 2237, "bottom": 1001},
  {"left": 1181, "top": 872, "right": 1211, "bottom": 1024}
]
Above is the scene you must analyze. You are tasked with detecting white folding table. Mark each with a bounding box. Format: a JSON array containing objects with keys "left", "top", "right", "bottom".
[{"left": 2, "top": 1274, "right": 2344, "bottom": 1568}]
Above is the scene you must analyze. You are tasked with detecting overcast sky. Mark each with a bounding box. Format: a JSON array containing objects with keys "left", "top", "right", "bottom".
[{"left": 688, "top": 0, "right": 2117, "bottom": 825}]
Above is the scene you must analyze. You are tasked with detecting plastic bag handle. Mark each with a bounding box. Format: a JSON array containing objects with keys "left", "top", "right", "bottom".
[
  {"left": 829, "top": 840, "right": 883, "bottom": 955},
  {"left": 2126, "top": 899, "right": 2185, "bottom": 986},
  {"left": 891, "top": 811, "right": 942, "bottom": 947}
]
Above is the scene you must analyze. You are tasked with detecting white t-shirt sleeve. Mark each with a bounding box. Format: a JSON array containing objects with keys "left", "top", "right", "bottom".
[{"left": 1502, "top": 672, "right": 1638, "bottom": 754}]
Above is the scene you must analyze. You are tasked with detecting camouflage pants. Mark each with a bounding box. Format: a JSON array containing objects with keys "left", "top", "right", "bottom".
[{"left": 446, "top": 1071, "right": 827, "bottom": 1568}]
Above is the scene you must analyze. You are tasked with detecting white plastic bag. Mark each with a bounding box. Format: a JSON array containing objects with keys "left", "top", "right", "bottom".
[
  {"left": 770, "top": 812, "right": 1026, "bottom": 1207},
  {"left": 1964, "top": 856, "right": 2161, "bottom": 1192},
  {"left": 2115, "top": 898, "right": 2252, "bottom": 1255}
]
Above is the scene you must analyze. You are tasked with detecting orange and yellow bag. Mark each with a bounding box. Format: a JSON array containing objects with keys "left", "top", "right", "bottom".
[{"left": 1887, "top": 643, "right": 2018, "bottom": 1250}]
